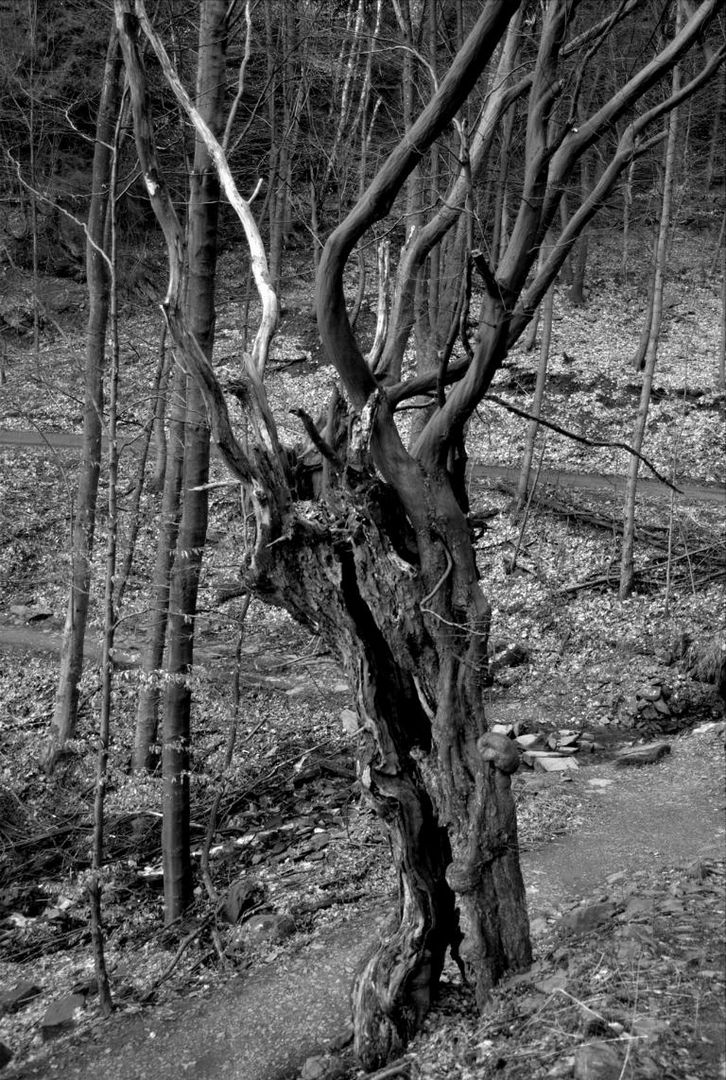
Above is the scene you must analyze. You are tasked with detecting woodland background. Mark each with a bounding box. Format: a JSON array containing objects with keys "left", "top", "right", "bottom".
[{"left": 0, "top": 1, "right": 724, "bottom": 1077}]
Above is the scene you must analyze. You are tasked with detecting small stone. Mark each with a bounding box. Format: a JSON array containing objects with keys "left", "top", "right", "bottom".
[
  {"left": 0, "top": 982, "right": 42, "bottom": 1015},
  {"left": 534, "top": 971, "right": 568, "bottom": 994},
  {"left": 515, "top": 733, "right": 545, "bottom": 749},
  {"left": 573, "top": 1041, "right": 622, "bottom": 1079},
  {"left": 560, "top": 901, "right": 618, "bottom": 936},
  {"left": 636, "top": 685, "right": 662, "bottom": 702},
  {"left": 240, "top": 912, "right": 296, "bottom": 944},
  {"left": 41, "top": 993, "right": 85, "bottom": 1040},
  {"left": 300, "top": 1057, "right": 328, "bottom": 1080},
  {"left": 300, "top": 1055, "right": 346, "bottom": 1080},
  {"left": 0, "top": 1042, "right": 13, "bottom": 1068},
  {"left": 533, "top": 755, "right": 579, "bottom": 772}
]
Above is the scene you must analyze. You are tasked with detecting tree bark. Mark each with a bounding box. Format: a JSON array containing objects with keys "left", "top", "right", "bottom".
[{"left": 161, "top": 0, "right": 226, "bottom": 923}]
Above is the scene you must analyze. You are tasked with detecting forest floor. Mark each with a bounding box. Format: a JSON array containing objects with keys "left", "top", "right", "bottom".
[{"left": 0, "top": 226, "right": 724, "bottom": 1078}]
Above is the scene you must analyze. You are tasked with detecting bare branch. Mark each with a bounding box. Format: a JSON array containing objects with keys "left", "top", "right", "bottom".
[
  {"left": 316, "top": 1, "right": 522, "bottom": 411},
  {"left": 133, "top": 0, "right": 278, "bottom": 376}
]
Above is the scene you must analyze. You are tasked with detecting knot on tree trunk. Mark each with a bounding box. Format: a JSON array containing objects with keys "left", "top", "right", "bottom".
[
  {"left": 445, "top": 859, "right": 482, "bottom": 894},
  {"left": 476, "top": 731, "right": 520, "bottom": 774}
]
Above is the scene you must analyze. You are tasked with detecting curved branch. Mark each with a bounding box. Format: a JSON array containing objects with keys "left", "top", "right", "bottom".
[
  {"left": 377, "top": 13, "right": 526, "bottom": 382},
  {"left": 115, "top": 2, "right": 263, "bottom": 493},
  {"left": 133, "top": 0, "right": 278, "bottom": 376},
  {"left": 315, "top": 1, "right": 522, "bottom": 411},
  {"left": 510, "top": 40, "right": 726, "bottom": 340}
]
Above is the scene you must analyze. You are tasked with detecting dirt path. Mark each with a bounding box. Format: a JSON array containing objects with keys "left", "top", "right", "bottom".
[
  {"left": 2, "top": 427, "right": 724, "bottom": 504},
  {"left": 6, "top": 729, "right": 723, "bottom": 1080}
]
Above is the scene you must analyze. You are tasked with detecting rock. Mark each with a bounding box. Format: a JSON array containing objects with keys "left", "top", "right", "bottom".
[
  {"left": 516, "top": 732, "right": 545, "bottom": 749},
  {"left": 0, "top": 982, "right": 42, "bottom": 1015},
  {"left": 534, "top": 971, "right": 568, "bottom": 993},
  {"left": 560, "top": 901, "right": 618, "bottom": 936},
  {"left": 240, "top": 912, "right": 296, "bottom": 944},
  {"left": 528, "top": 916, "right": 550, "bottom": 936},
  {"left": 0, "top": 1043, "right": 13, "bottom": 1069},
  {"left": 532, "top": 755, "right": 579, "bottom": 772},
  {"left": 491, "top": 722, "right": 515, "bottom": 735},
  {"left": 223, "top": 878, "right": 263, "bottom": 923},
  {"left": 614, "top": 741, "right": 670, "bottom": 767},
  {"left": 300, "top": 1056, "right": 328, "bottom": 1080},
  {"left": 41, "top": 993, "right": 85, "bottom": 1040},
  {"left": 299, "top": 1055, "right": 347, "bottom": 1080},
  {"left": 636, "top": 685, "right": 662, "bottom": 702},
  {"left": 557, "top": 731, "right": 581, "bottom": 748},
  {"left": 574, "top": 1041, "right": 622, "bottom": 1079}
]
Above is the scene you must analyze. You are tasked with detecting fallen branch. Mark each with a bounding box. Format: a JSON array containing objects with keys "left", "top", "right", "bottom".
[{"left": 486, "top": 394, "right": 682, "bottom": 492}]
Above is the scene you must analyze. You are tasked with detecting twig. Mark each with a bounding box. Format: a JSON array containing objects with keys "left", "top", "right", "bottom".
[
  {"left": 363, "top": 1059, "right": 413, "bottom": 1080},
  {"left": 509, "top": 439, "right": 546, "bottom": 573},
  {"left": 140, "top": 914, "right": 214, "bottom": 1002}
]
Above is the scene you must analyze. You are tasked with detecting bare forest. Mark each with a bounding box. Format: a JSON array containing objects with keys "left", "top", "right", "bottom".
[{"left": 0, "top": 2, "right": 724, "bottom": 1078}]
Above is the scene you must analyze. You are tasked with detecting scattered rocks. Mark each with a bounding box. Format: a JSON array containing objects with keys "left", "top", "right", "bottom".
[
  {"left": 0, "top": 982, "right": 42, "bottom": 1016},
  {"left": 633, "top": 680, "right": 675, "bottom": 723}
]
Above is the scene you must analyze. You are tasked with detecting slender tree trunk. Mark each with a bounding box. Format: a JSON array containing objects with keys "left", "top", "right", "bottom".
[
  {"left": 46, "top": 29, "right": 122, "bottom": 771},
  {"left": 132, "top": 364, "right": 186, "bottom": 773},
  {"left": 517, "top": 268, "right": 554, "bottom": 509},
  {"left": 621, "top": 13, "right": 681, "bottom": 599},
  {"left": 718, "top": 235, "right": 725, "bottom": 393},
  {"left": 89, "top": 120, "right": 121, "bottom": 1017},
  {"left": 150, "top": 325, "right": 171, "bottom": 492},
  {"left": 161, "top": 0, "right": 226, "bottom": 923}
]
